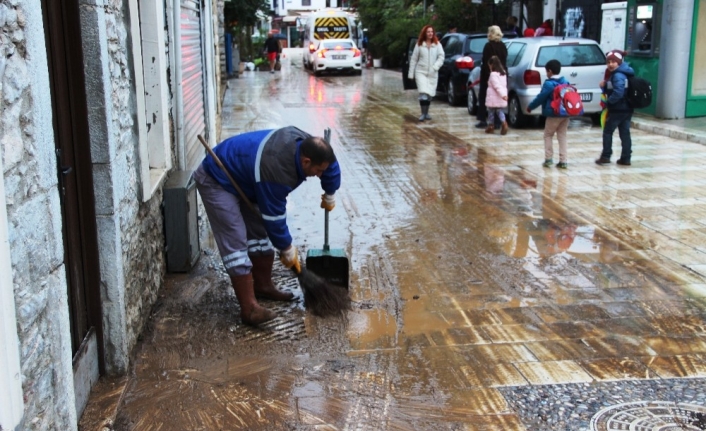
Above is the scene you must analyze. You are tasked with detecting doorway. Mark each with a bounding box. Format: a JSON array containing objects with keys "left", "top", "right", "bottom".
[{"left": 41, "top": 0, "right": 104, "bottom": 416}]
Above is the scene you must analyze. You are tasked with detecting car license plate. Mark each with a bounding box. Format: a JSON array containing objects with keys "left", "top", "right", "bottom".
[
  {"left": 331, "top": 55, "right": 346, "bottom": 60},
  {"left": 580, "top": 93, "right": 592, "bottom": 102}
]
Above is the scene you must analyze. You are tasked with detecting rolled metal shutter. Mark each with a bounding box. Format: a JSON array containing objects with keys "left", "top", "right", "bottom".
[{"left": 181, "top": 0, "right": 207, "bottom": 170}]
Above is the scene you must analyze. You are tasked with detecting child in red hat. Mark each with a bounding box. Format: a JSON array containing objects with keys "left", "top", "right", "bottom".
[{"left": 595, "top": 50, "right": 635, "bottom": 166}]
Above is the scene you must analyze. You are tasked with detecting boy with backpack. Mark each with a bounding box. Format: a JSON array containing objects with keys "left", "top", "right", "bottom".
[
  {"left": 595, "top": 50, "right": 636, "bottom": 166},
  {"left": 526, "top": 59, "right": 572, "bottom": 169}
]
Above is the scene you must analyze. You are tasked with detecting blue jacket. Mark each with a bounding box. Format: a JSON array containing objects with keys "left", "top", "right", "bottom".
[
  {"left": 605, "top": 62, "right": 635, "bottom": 112},
  {"left": 202, "top": 126, "right": 341, "bottom": 250},
  {"left": 527, "top": 75, "right": 569, "bottom": 117}
]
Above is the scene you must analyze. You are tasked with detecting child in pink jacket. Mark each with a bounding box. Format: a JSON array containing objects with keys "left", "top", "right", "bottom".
[{"left": 485, "top": 56, "right": 509, "bottom": 135}]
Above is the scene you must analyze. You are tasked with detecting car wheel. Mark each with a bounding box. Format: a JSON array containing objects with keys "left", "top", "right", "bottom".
[
  {"left": 467, "top": 88, "right": 477, "bottom": 116},
  {"left": 590, "top": 113, "right": 602, "bottom": 126},
  {"left": 447, "top": 77, "right": 459, "bottom": 106},
  {"left": 314, "top": 69, "right": 322, "bottom": 76},
  {"left": 507, "top": 94, "right": 528, "bottom": 128}
]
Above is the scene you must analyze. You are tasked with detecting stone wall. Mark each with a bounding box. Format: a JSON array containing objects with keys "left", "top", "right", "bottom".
[
  {"left": 1, "top": 1, "right": 78, "bottom": 429},
  {"left": 102, "top": 0, "right": 165, "bottom": 368},
  {"left": 122, "top": 192, "right": 165, "bottom": 354},
  {"left": 80, "top": 0, "right": 166, "bottom": 374},
  {"left": 2, "top": 0, "right": 190, "bottom": 425}
]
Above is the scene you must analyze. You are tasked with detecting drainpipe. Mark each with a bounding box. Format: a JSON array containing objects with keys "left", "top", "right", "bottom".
[
  {"left": 169, "top": 0, "right": 186, "bottom": 170},
  {"left": 203, "top": 0, "right": 217, "bottom": 146},
  {"left": 0, "top": 152, "right": 24, "bottom": 430},
  {"left": 655, "top": 0, "right": 693, "bottom": 119}
]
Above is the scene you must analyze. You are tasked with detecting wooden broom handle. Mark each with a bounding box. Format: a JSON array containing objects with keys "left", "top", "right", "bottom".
[{"left": 197, "top": 135, "right": 258, "bottom": 215}]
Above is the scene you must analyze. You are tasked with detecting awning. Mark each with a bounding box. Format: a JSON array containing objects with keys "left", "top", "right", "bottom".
[{"left": 283, "top": 16, "right": 298, "bottom": 23}]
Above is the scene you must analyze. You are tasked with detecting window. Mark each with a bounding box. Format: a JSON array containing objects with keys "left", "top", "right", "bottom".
[
  {"left": 128, "top": 0, "right": 172, "bottom": 201},
  {"left": 506, "top": 42, "right": 526, "bottom": 67},
  {"left": 323, "top": 41, "right": 355, "bottom": 49},
  {"left": 443, "top": 36, "right": 461, "bottom": 56},
  {"left": 536, "top": 44, "right": 605, "bottom": 67},
  {"left": 469, "top": 38, "right": 487, "bottom": 55},
  {"left": 302, "top": 0, "right": 311, "bottom": 6}
]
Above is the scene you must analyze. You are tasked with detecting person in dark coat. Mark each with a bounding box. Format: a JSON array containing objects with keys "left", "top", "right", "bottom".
[
  {"left": 476, "top": 25, "right": 508, "bottom": 128},
  {"left": 505, "top": 16, "right": 520, "bottom": 35},
  {"left": 595, "top": 50, "right": 635, "bottom": 166}
]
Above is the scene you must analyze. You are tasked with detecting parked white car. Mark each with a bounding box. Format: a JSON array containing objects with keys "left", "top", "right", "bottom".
[
  {"left": 467, "top": 37, "right": 607, "bottom": 127},
  {"left": 305, "top": 39, "right": 363, "bottom": 76}
]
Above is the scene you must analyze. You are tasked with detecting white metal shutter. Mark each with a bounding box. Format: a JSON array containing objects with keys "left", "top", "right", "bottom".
[{"left": 181, "top": 0, "right": 207, "bottom": 170}]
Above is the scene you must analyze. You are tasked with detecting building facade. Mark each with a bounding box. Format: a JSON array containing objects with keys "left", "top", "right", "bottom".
[{"left": 0, "top": 0, "right": 223, "bottom": 429}]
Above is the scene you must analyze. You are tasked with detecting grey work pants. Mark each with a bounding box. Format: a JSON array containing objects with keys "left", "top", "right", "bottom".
[{"left": 193, "top": 165, "right": 274, "bottom": 276}]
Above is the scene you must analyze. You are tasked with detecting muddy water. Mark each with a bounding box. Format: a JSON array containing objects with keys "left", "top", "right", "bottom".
[{"left": 99, "top": 64, "right": 706, "bottom": 430}]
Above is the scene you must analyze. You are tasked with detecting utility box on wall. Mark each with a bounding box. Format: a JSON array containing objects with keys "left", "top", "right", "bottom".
[
  {"left": 164, "top": 171, "right": 200, "bottom": 272},
  {"left": 600, "top": 2, "right": 628, "bottom": 53}
]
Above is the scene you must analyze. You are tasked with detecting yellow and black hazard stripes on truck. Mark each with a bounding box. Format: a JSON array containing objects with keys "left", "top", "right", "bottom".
[{"left": 313, "top": 17, "right": 350, "bottom": 40}]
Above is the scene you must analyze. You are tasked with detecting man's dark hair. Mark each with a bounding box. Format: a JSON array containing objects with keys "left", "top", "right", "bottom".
[
  {"left": 301, "top": 136, "right": 336, "bottom": 165},
  {"left": 545, "top": 59, "right": 561, "bottom": 75}
]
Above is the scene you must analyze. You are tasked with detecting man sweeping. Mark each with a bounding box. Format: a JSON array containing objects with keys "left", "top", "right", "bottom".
[{"left": 194, "top": 126, "right": 341, "bottom": 326}]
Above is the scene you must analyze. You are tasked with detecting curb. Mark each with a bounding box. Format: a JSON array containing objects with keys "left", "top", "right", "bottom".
[{"left": 631, "top": 116, "right": 706, "bottom": 145}]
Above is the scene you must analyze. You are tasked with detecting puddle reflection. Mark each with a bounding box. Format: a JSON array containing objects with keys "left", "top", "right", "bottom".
[
  {"left": 466, "top": 149, "right": 626, "bottom": 263},
  {"left": 307, "top": 75, "right": 363, "bottom": 107}
]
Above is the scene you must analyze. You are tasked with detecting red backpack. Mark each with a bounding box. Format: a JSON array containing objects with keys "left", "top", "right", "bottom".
[{"left": 550, "top": 83, "right": 584, "bottom": 116}]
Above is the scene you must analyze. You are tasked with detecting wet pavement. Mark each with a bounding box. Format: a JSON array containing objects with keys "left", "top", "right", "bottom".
[{"left": 80, "top": 51, "right": 706, "bottom": 430}]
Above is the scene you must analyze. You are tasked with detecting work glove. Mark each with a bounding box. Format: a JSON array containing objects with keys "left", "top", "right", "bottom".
[
  {"left": 280, "top": 246, "right": 301, "bottom": 273},
  {"left": 320, "top": 193, "right": 336, "bottom": 211}
]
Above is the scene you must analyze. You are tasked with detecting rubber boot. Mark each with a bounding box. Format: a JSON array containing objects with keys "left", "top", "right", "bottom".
[
  {"left": 419, "top": 104, "right": 426, "bottom": 121},
  {"left": 230, "top": 273, "right": 276, "bottom": 326},
  {"left": 485, "top": 124, "right": 495, "bottom": 134},
  {"left": 250, "top": 254, "right": 294, "bottom": 301},
  {"left": 500, "top": 121, "right": 508, "bottom": 135},
  {"left": 424, "top": 105, "right": 432, "bottom": 121}
]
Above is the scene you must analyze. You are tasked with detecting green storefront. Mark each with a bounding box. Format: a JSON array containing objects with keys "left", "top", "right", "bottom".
[
  {"left": 625, "top": 0, "right": 705, "bottom": 118},
  {"left": 687, "top": 0, "right": 706, "bottom": 117}
]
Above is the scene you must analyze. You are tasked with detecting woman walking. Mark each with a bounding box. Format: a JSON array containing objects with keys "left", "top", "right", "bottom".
[
  {"left": 408, "top": 25, "right": 445, "bottom": 121},
  {"left": 476, "top": 25, "right": 508, "bottom": 128}
]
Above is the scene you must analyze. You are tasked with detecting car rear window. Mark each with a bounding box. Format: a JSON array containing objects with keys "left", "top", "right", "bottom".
[
  {"left": 444, "top": 36, "right": 462, "bottom": 55},
  {"left": 323, "top": 41, "right": 354, "bottom": 49},
  {"left": 467, "top": 38, "right": 487, "bottom": 54},
  {"left": 466, "top": 36, "right": 516, "bottom": 55},
  {"left": 536, "top": 44, "right": 605, "bottom": 67}
]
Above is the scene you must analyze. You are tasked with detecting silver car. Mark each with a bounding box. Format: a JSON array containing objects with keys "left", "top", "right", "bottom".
[{"left": 468, "top": 37, "right": 607, "bottom": 128}]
